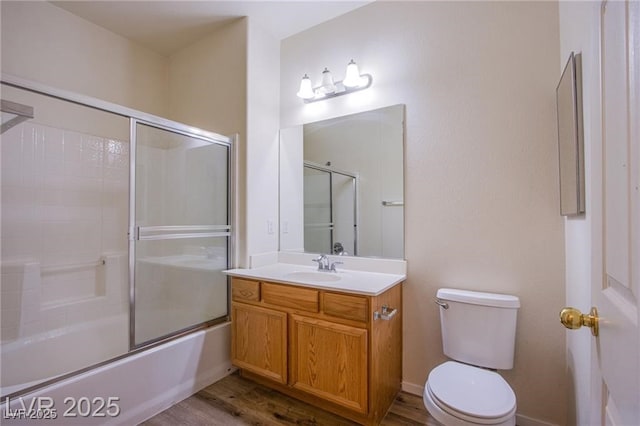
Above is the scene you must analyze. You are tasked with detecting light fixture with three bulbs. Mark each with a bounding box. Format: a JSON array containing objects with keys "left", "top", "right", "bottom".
[{"left": 296, "top": 59, "right": 373, "bottom": 103}]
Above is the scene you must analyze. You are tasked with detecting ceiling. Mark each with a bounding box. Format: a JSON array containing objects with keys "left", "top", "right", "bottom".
[{"left": 51, "top": 1, "right": 370, "bottom": 56}]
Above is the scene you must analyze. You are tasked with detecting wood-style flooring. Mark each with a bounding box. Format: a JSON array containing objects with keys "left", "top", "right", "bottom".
[{"left": 142, "top": 372, "right": 436, "bottom": 426}]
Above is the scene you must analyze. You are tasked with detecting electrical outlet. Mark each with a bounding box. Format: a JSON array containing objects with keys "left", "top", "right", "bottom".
[{"left": 267, "top": 220, "right": 274, "bottom": 235}]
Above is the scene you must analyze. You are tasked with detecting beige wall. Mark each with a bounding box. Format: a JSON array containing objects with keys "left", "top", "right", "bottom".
[
  {"left": 281, "top": 2, "right": 566, "bottom": 424},
  {"left": 167, "top": 17, "right": 281, "bottom": 269},
  {"left": 0, "top": 1, "right": 168, "bottom": 116},
  {"left": 167, "top": 18, "right": 247, "bottom": 136},
  {"left": 167, "top": 18, "right": 250, "bottom": 266}
]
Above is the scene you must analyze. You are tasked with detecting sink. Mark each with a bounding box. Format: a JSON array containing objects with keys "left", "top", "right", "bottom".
[{"left": 283, "top": 271, "right": 342, "bottom": 282}]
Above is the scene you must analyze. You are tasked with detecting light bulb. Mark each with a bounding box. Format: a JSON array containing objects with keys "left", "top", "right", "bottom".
[
  {"left": 342, "top": 59, "right": 362, "bottom": 88},
  {"left": 296, "top": 74, "right": 315, "bottom": 99},
  {"left": 319, "top": 68, "right": 336, "bottom": 94}
]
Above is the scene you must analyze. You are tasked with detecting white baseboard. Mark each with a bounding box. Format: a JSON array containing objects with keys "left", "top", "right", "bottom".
[
  {"left": 401, "top": 381, "right": 559, "bottom": 426},
  {"left": 401, "top": 380, "right": 424, "bottom": 396},
  {"left": 515, "top": 413, "right": 560, "bottom": 426}
]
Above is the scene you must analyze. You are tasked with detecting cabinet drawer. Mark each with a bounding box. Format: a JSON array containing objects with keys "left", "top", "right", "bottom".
[
  {"left": 262, "top": 282, "right": 319, "bottom": 312},
  {"left": 323, "top": 292, "right": 368, "bottom": 322},
  {"left": 232, "top": 278, "right": 260, "bottom": 302}
]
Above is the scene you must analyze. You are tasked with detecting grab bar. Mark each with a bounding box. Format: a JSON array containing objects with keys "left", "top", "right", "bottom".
[
  {"left": 41, "top": 258, "right": 105, "bottom": 274},
  {"left": 135, "top": 225, "right": 231, "bottom": 241},
  {"left": 138, "top": 225, "right": 230, "bottom": 234},
  {"left": 382, "top": 201, "right": 404, "bottom": 207},
  {"left": 138, "top": 232, "right": 230, "bottom": 241}
]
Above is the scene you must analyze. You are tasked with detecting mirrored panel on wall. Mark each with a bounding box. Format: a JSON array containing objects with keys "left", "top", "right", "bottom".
[{"left": 279, "top": 104, "right": 405, "bottom": 259}]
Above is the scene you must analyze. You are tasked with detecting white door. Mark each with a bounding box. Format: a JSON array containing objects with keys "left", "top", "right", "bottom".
[{"left": 594, "top": 1, "right": 639, "bottom": 424}]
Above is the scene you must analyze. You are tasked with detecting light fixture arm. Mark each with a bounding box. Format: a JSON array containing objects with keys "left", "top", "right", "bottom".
[{"left": 296, "top": 60, "right": 373, "bottom": 103}]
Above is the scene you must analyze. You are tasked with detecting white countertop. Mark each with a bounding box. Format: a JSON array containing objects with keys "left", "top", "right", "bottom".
[{"left": 223, "top": 263, "right": 405, "bottom": 296}]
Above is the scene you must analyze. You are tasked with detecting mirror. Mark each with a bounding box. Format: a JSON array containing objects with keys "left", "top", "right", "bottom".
[
  {"left": 556, "top": 52, "right": 585, "bottom": 216},
  {"left": 279, "top": 104, "right": 405, "bottom": 259}
]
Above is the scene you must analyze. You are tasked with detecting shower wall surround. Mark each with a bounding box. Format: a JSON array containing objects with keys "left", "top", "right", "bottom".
[{"left": 1, "top": 122, "right": 129, "bottom": 342}]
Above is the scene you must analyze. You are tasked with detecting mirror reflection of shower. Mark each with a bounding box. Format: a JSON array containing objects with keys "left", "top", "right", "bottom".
[
  {"left": 303, "top": 161, "right": 357, "bottom": 256},
  {"left": 1, "top": 99, "right": 34, "bottom": 134},
  {"left": 280, "top": 104, "right": 405, "bottom": 259}
]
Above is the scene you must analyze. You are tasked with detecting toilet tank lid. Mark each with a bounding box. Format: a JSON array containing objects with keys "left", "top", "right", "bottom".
[{"left": 436, "top": 288, "right": 520, "bottom": 309}]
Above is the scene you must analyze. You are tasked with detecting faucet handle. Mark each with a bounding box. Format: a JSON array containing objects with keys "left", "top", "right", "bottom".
[
  {"left": 329, "top": 261, "right": 343, "bottom": 272},
  {"left": 312, "top": 255, "right": 328, "bottom": 270}
]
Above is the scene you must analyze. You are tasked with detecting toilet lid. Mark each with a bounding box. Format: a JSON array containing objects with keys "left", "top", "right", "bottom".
[{"left": 427, "top": 361, "right": 516, "bottom": 419}]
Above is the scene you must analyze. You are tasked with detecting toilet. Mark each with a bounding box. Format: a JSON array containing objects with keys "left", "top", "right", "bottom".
[{"left": 424, "top": 288, "right": 520, "bottom": 426}]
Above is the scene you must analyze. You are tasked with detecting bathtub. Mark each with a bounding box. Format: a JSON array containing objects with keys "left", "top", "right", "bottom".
[
  {"left": 1, "top": 251, "right": 233, "bottom": 424},
  {"left": 1, "top": 314, "right": 129, "bottom": 397},
  {"left": 0, "top": 322, "right": 232, "bottom": 425}
]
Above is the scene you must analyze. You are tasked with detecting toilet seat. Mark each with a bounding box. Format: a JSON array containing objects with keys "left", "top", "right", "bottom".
[{"left": 425, "top": 361, "right": 516, "bottom": 425}]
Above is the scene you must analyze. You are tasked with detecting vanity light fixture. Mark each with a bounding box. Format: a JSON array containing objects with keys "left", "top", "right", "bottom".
[
  {"left": 342, "top": 59, "right": 364, "bottom": 87},
  {"left": 319, "top": 68, "right": 336, "bottom": 95},
  {"left": 296, "top": 74, "right": 315, "bottom": 100},
  {"left": 296, "top": 59, "right": 372, "bottom": 103}
]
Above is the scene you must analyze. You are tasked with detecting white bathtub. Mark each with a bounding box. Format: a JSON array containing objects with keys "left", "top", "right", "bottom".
[
  {"left": 0, "top": 322, "right": 232, "bottom": 425},
  {"left": 1, "top": 251, "right": 233, "bottom": 424},
  {"left": 1, "top": 314, "right": 129, "bottom": 397}
]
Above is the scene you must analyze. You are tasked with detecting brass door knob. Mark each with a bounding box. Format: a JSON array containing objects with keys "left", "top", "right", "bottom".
[{"left": 560, "top": 307, "right": 599, "bottom": 337}]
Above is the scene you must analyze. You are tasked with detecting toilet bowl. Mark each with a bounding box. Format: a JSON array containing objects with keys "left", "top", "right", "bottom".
[
  {"left": 424, "top": 289, "right": 520, "bottom": 426},
  {"left": 423, "top": 361, "right": 516, "bottom": 426}
]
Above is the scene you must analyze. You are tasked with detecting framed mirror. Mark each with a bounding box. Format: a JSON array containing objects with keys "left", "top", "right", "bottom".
[
  {"left": 279, "top": 104, "right": 405, "bottom": 259},
  {"left": 556, "top": 52, "right": 585, "bottom": 216}
]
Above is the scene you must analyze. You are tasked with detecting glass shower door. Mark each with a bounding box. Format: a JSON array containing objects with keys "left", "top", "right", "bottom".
[
  {"left": 303, "top": 164, "right": 358, "bottom": 256},
  {"left": 131, "top": 121, "right": 231, "bottom": 347},
  {"left": 303, "top": 166, "right": 333, "bottom": 253}
]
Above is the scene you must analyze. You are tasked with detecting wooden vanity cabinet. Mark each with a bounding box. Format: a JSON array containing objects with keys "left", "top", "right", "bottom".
[
  {"left": 290, "top": 314, "right": 369, "bottom": 414},
  {"left": 231, "top": 303, "right": 287, "bottom": 384},
  {"left": 230, "top": 277, "right": 402, "bottom": 426}
]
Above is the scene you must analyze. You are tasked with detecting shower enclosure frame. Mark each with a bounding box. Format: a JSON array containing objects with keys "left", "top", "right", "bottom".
[
  {"left": 303, "top": 161, "right": 358, "bottom": 256},
  {"left": 129, "top": 118, "right": 235, "bottom": 349},
  {"left": 0, "top": 73, "right": 236, "bottom": 399}
]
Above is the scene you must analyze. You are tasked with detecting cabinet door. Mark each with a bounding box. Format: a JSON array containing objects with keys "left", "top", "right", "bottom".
[
  {"left": 231, "top": 302, "right": 287, "bottom": 384},
  {"left": 290, "top": 314, "right": 368, "bottom": 414}
]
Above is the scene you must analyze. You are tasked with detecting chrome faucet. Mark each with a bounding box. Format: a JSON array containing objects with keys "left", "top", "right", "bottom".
[
  {"left": 312, "top": 254, "right": 330, "bottom": 271},
  {"left": 312, "top": 255, "right": 342, "bottom": 272}
]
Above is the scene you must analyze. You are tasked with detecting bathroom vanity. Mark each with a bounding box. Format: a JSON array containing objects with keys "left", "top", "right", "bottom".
[{"left": 225, "top": 264, "right": 403, "bottom": 425}]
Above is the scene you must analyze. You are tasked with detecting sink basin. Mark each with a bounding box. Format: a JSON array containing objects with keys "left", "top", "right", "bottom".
[{"left": 283, "top": 271, "right": 342, "bottom": 282}]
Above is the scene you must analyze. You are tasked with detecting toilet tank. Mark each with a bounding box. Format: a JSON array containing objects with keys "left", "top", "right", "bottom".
[{"left": 436, "top": 288, "right": 520, "bottom": 370}]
